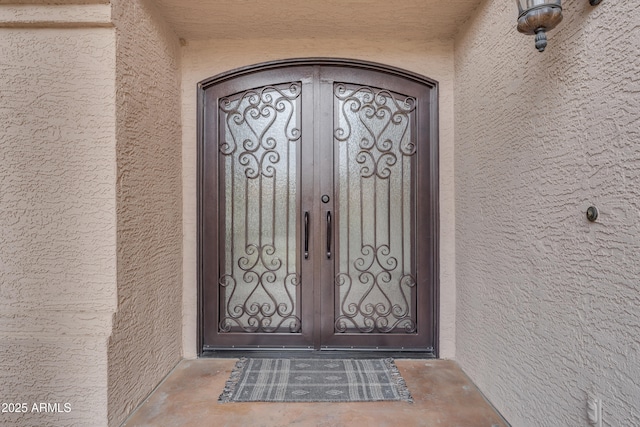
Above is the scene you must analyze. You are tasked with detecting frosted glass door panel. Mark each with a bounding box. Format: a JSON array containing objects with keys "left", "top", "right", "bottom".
[
  {"left": 218, "top": 83, "right": 302, "bottom": 333},
  {"left": 333, "top": 83, "right": 417, "bottom": 334}
]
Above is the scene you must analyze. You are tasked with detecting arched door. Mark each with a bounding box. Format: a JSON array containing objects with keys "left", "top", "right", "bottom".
[{"left": 199, "top": 59, "right": 438, "bottom": 354}]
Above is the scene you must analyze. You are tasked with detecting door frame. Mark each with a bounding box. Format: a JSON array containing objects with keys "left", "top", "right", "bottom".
[{"left": 197, "top": 58, "right": 439, "bottom": 356}]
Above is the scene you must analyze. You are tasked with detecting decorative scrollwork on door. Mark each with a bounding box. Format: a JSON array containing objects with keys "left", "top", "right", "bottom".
[
  {"left": 218, "top": 83, "right": 302, "bottom": 333},
  {"left": 333, "top": 83, "right": 418, "bottom": 334}
]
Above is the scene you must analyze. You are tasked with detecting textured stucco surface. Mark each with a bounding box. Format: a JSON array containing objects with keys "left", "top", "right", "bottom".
[
  {"left": 455, "top": 1, "right": 640, "bottom": 426},
  {"left": 0, "top": 3, "right": 111, "bottom": 26},
  {"left": 181, "top": 39, "right": 456, "bottom": 359},
  {"left": 0, "top": 24, "right": 116, "bottom": 426},
  {"left": 107, "top": 0, "right": 183, "bottom": 426},
  {"left": 0, "top": 0, "right": 108, "bottom": 4}
]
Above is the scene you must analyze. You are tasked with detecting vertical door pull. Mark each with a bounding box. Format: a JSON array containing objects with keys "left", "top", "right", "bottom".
[
  {"left": 326, "top": 211, "right": 332, "bottom": 259},
  {"left": 304, "top": 211, "right": 309, "bottom": 259}
]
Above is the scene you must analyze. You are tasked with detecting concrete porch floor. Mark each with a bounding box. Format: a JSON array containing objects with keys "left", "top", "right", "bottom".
[{"left": 122, "top": 359, "right": 508, "bottom": 427}]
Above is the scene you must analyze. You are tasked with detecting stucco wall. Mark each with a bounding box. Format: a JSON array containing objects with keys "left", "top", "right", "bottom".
[
  {"left": 181, "top": 39, "right": 456, "bottom": 358},
  {"left": 0, "top": 19, "right": 116, "bottom": 427},
  {"left": 107, "top": 0, "right": 183, "bottom": 426},
  {"left": 455, "top": 1, "right": 640, "bottom": 426}
]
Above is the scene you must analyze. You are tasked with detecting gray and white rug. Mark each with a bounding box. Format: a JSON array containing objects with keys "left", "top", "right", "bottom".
[{"left": 218, "top": 358, "right": 413, "bottom": 403}]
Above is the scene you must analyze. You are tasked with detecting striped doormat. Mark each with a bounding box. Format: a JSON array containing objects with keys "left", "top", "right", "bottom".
[{"left": 218, "top": 358, "right": 413, "bottom": 403}]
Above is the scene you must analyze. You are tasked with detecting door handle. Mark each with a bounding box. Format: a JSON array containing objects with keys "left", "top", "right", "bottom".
[
  {"left": 326, "top": 211, "right": 332, "bottom": 259},
  {"left": 304, "top": 211, "right": 309, "bottom": 259}
]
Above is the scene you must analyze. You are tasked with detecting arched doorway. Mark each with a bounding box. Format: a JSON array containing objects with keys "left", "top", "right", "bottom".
[{"left": 198, "top": 59, "right": 439, "bottom": 354}]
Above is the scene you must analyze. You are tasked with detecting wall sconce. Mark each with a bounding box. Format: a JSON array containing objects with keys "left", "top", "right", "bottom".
[{"left": 516, "top": 0, "right": 603, "bottom": 52}]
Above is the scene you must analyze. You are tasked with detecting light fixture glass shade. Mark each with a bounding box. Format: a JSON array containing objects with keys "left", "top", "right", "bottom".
[{"left": 516, "top": 0, "right": 563, "bottom": 52}]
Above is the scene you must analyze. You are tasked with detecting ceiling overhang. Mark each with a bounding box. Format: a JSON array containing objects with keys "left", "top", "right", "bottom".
[{"left": 151, "top": 0, "right": 484, "bottom": 42}]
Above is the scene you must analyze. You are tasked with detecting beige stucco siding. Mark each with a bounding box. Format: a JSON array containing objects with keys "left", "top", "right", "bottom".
[
  {"left": 455, "top": 1, "right": 640, "bottom": 426},
  {"left": 181, "top": 38, "right": 457, "bottom": 359},
  {"left": 0, "top": 1, "right": 183, "bottom": 426},
  {"left": 107, "top": 0, "right": 183, "bottom": 426},
  {"left": 0, "top": 25, "right": 116, "bottom": 426}
]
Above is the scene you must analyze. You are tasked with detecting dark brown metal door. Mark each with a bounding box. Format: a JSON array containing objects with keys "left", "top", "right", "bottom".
[{"left": 199, "top": 60, "right": 438, "bottom": 354}]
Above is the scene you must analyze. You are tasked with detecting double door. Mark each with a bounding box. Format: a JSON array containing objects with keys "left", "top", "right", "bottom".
[{"left": 200, "top": 61, "right": 438, "bottom": 352}]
